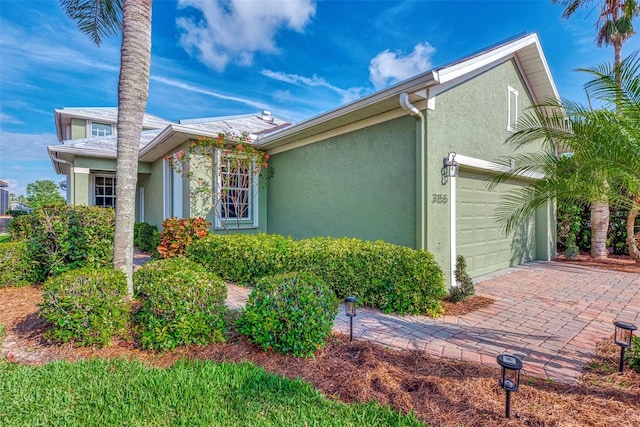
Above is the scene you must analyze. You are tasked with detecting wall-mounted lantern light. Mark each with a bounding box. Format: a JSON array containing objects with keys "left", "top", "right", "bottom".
[
  {"left": 613, "top": 320, "right": 637, "bottom": 374},
  {"left": 441, "top": 152, "right": 459, "bottom": 184},
  {"left": 345, "top": 296, "right": 357, "bottom": 342},
  {"left": 497, "top": 354, "right": 522, "bottom": 418}
]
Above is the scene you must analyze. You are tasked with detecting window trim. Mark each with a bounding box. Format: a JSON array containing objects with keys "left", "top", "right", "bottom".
[
  {"left": 89, "top": 121, "right": 114, "bottom": 138},
  {"left": 90, "top": 173, "right": 117, "bottom": 208},
  {"left": 163, "top": 158, "right": 183, "bottom": 219},
  {"left": 507, "top": 86, "right": 519, "bottom": 132},
  {"left": 214, "top": 150, "right": 259, "bottom": 230}
]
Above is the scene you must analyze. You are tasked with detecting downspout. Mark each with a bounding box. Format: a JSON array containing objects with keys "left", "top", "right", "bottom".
[{"left": 399, "top": 93, "right": 427, "bottom": 250}]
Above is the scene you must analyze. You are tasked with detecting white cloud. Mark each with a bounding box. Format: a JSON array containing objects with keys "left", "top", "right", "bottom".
[
  {"left": 0, "top": 131, "right": 58, "bottom": 161},
  {"left": 261, "top": 69, "right": 366, "bottom": 104},
  {"left": 151, "top": 75, "right": 270, "bottom": 110},
  {"left": 369, "top": 42, "right": 436, "bottom": 90},
  {"left": 0, "top": 113, "right": 23, "bottom": 125},
  {"left": 177, "top": 0, "right": 316, "bottom": 71}
]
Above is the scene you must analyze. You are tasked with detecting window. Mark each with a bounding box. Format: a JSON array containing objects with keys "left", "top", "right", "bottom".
[
  {"left": 93, "top": 175, "right": 116, "bottom": 207},
  {"left": 91, "top": 122, "right": 112, "bottom": 137},
  {"left": 507, "top": 86, "right": 519, "bottom": 131},
  {"left": 163, "top": 158, "right": 183, "bottom": 219},
  {"left": 219, "top": 157, "right": 251, "bottom": 220}
]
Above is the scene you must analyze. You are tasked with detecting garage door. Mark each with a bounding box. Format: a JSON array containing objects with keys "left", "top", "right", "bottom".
[{"left": 456, "top": 170, "right": 537, "bottom": 278}]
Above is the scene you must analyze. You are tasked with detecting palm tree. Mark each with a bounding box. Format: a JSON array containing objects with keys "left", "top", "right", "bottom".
[
  {"left": 491, "top": 99, "right": 638, "bottom": 259},
  {"left": 552, "top": 0, "right": 639, "bottom": 65},
  {"left": 60, "top": 0, "right": 152, "bottom": 297}
]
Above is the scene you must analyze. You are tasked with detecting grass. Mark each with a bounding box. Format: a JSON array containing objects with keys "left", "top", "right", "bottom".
[
  {"left": 0, "top": 358, "right": 425, "bottom": 427},
  {"left": 0, "top": 234, "right": 11, "bottom": 243}
]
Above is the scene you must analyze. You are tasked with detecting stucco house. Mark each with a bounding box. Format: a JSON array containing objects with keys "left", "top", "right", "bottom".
[{"left": 48, "top": 32, "right": 559, "bottom": 287}]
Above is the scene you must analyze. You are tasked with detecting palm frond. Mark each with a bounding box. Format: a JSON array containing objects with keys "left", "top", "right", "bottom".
[{"left": 59, "top": 0, "right": 123, "bottom": 46}]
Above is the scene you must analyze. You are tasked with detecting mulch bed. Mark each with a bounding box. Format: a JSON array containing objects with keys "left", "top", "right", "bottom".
[{"left": 1, "top": 255, "right": 639, "bottom": 426}]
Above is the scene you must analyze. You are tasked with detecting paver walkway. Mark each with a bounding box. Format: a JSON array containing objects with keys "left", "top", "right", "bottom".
[{"left": 225, "top": 261, "right": 640, "bottom": 384}]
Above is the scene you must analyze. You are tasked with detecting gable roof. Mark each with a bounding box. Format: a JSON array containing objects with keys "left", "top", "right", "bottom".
[
  {"left": 259, "top": 32, "right": 559, "bottom": 152},
  {"left": 54, "top": 107, "right": 172, "bottom": 141}
]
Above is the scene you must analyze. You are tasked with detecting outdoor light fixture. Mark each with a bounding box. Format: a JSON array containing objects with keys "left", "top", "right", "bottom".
[
  {"left": 441, "top": 152, "right": 459, "bottom": 184},
  {"left": 613, "top": 320, "right": 637, "bottom": 374},
  {"left": 345, "top": 296, "right": 357, "bottom": 342},
  {"left": 497, "top": 354, "right": 522, "bottom": 419}
]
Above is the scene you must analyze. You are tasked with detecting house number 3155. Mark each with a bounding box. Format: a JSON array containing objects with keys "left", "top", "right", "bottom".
[{"left": 432, "top": 194, "right": 448, "bottom": 204}]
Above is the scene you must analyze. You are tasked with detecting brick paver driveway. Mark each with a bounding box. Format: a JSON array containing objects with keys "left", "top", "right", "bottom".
[{"left": 226, "top": 261, "right": 640, "bottom": 384}]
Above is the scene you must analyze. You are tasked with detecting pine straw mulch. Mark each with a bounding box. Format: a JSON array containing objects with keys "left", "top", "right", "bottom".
[
  {"left": 553, "top": 252, "right": 640, "bottom": 274},
  {"left": 1, "top": 285, "right": 639, "bottom": 426}
]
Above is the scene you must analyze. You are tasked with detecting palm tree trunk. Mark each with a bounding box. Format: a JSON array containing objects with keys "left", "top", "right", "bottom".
[
  {"left": 114, "top": 0, "right": 152, "bottom": 299},
  {"left": 591, "top": 201, "right": 610, "bottom": 259},
  {"left": 627, "top": 201, "right": 640, "bottom": 263}
]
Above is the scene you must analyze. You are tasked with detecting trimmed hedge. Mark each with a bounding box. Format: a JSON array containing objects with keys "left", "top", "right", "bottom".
[
  {"left": 133, "top": 222, "right": 161, "bottom": 256},
  {"left": 237, "top": 272, "right": 338, "bottom": 357},
  {"left": 188, "top": 234, "right": 446, "bottom": 316},
  {"left": 0, "top": 241, "right": 37, "bottom": 287},
  {"left": 133, "top": 258, "right": 227, "bottom": 350},
  {"left": 187, "top": 233, "right": 294, "bottom": 285},
  {"left": 288, "top": 237, "right": 445, "bottom": 316},
  {"left": 40, "top": 267, "right": 129, "bottom": 347},
  {"left": 15, "top": 206, "right": 115, "bottom": 281}
]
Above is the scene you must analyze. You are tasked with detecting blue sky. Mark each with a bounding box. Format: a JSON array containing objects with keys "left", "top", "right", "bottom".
[{"left": 2, "top": 0, "right": 639, "bottom": 196}]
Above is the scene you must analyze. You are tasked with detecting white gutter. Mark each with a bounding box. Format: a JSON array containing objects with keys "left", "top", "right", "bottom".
[{"left": 399, "top": 92, "right": 427, "bottom": 251}]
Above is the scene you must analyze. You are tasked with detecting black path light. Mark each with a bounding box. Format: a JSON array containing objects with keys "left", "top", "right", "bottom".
[
  {"left": 345, "top": 296, "right": 357, "bottom": 342},
  {"left": 497, "top": 354, "right": 523, "bottom": 419},
  {"left": 613, "top": 320, "right": 637, "bottom": 374}
]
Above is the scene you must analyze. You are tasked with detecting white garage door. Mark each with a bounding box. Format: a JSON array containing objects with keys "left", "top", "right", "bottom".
[{"left": 456, "top": 170, "right": 537, "bottom": 277}]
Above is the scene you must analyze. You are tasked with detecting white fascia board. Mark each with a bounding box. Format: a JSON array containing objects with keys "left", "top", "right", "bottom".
[
  {"left": 138, "top": 123, "right": 224, "bottom": 161},
  {"left": 456, "top": 154, "right": 544, "bottom": 180},
  {"left": 435, "top": 34, "right": 538, "bottom": 84},
  {"left": 48, "top": 144, "right": 116, "bottom": 159}
]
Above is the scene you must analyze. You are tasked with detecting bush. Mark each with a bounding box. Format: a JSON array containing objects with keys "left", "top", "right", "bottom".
[
  {"left": 237, "top": 272, "right": 338, "bottom": 357},
  {"left": 6, "top": 210, "right": 29, "bottom": 218},
  {"left": 157, "top": 217, "right": 210, "bottom": 259},
  {"left": 133, "top": 258, "right": 227, "bottom": 350},
  {"left": 627, "top": 335, "right": 640, "bottom": 373},
  {"left": 133, "top": 222, "right": 161, "bottom": 256},
  {"left": 7, "top": 214, "right": 33, "bottom": 241},
  {"left": 187, "top": 233, "right": 294, "bottom": 285},
  {"left": 448, "top": 255, "right": 475, "bottom": 302},
  {"left": 40, "top": 267, "right": 129, "bottom": 347},
  {"left": 288, "top": 237, "right": 446, "bottom": 316},
  {"left": 0, "top": 241, "right": 37, "bottom": 287},
  {"left": 16, "top": 206, "right": 115, "bottom": 281}
]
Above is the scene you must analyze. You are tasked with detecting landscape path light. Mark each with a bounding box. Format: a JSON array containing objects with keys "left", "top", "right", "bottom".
[
  {"left": 497, "top": 354, "right": 522, "bottom": 419},
  {"left": 345, "top": 296, "right": 357, "bottom": 342},
  {"left": 613, "top": 320, "right": 637, "bottom": 374}
]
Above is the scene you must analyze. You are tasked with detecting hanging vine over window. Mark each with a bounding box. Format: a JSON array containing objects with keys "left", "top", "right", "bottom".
[{"left": 167, "top": 131, "right": 273, "bottom": 233}]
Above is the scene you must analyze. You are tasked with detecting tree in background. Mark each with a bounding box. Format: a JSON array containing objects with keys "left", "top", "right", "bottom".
[
  {"left": 26, "top": 180, "right": 66, "bottom": 209},
  {"left": 60, "top": 0, "right": 152, "bottom": 298}
]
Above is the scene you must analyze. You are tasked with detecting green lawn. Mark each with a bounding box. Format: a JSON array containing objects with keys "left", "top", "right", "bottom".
[
  {"left": 0, "top": 358, "right": 425, "bottom": 427},
  {"left": 0, "top": 234, "right": 11, "bottom": 243}
]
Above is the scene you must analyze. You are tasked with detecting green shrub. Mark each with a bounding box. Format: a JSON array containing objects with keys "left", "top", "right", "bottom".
[
  {"left": 448, "top": 255, "right": 475, "bottom": 303},
  {"left": 288, "top": 237, "right": 446, "bottom": 316},
  {"left": 40, "top": 267, "right": 129, "bottom": 347},
  {"left": 133, "top": 222, "right": 161, "bottom": 258},
  {"left": 7, "top": 214, "right": 33, "bottom": 241},
  {"left": 237, "top": 272, "right": 338, "bottom": 357},
  {"left": 0, "top": 241, "right": 37, "bottom": 287},
  {"left": 6, "top": 209, "right": 29, "bottom": 218},
  {"left": 19, "top": 206, "right": 115, "bottom": 281},
  {"left": 187, "top": 233, "right": 293, "bottom": 285},
  {"left": 627, "top": 335, "right": 640, "bottom": 373},
  {"left": 157, "top": 217, "right": 210, "bottom": 259},
  {"left": 133, "top": 258, "right": 227, "bottom": 350}
]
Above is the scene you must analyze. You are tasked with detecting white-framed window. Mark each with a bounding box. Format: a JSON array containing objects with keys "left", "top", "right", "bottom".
[
  {"left": 163, "top": 157, "right": 183, "bottom": 219},
  {"left": 92, "top": 175, "right": 116, "bottom": 207},
  {"left": 91, "top": 122, "right": 112, "bottom": 137},
  {"left": 138, "top": 187, "right": 145, "bottom": 222},
  {"left": 215, "top": 151, "right": 258, "bottom": 229},
  {"left": 507, "top": 86, "right": 519, "bottom": 132}
]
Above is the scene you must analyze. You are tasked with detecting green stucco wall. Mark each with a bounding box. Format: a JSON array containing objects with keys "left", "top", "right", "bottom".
[
  {"left": 425, "top": 59, "right": 550, "bottom": 280},
  {"left": 267, "top": 116, "right": 417, "bottom": 247},
  {"left": 71, "top": 119, "right": 85, "bottom": 140}
]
